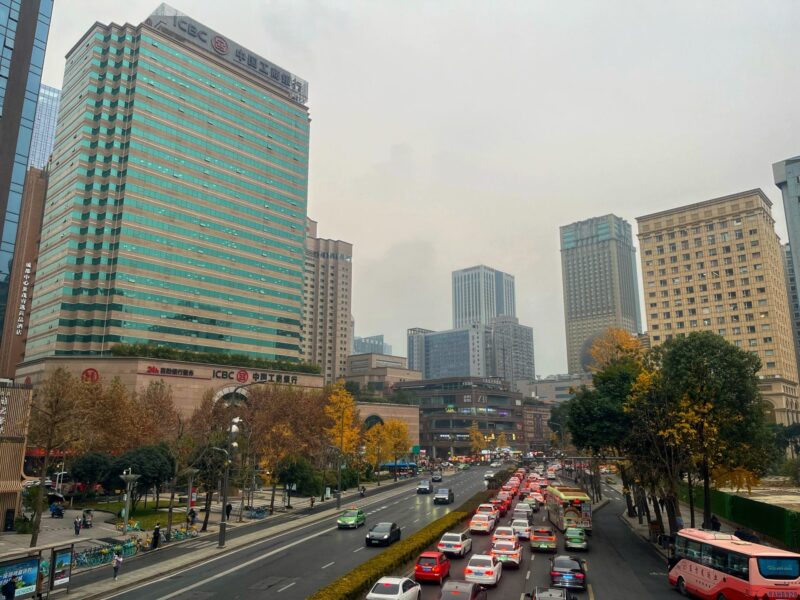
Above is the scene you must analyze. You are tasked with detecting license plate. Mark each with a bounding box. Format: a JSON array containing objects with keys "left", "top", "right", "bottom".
[
  {"left": 445, "top": 544, "right": 452, "bottom": 548},
  {"left": 499, "top": 556, "right": 508, "bottom": 561},
  {"left": 563, "top": 575, "right": 573, "bottom": 580},
  {"left": 473, "top": 570, "right": 484, "bottom": 576},
  {"left": 423, "top": 567, "right": 431, "bottom": 571},
  {"left": 539, "top": 543, "right": 549, "bottom": 548}
]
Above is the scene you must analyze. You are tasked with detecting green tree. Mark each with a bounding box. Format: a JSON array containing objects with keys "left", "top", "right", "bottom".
[
  {"left": 107, "top": 445, "right": 174, "bottom": 512},
  {"left": 275, "top": 455, "right": 317, "bottom": 499},
  {"left": 70, "top": 452, "right": 112, "bottom": 495}
]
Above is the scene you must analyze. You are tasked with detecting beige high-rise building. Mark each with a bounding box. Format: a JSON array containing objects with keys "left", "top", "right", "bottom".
[
  {"left": 637, "top": 189, "right": 800, "bottom": 425},
  {"left": 302, "top": 219, "right": 352, "bottom": 383}
]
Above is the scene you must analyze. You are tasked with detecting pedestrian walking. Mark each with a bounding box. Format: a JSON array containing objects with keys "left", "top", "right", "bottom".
[
  {"left": 189, "top": 508, "right": 197, "bottom": 525},
  {"left": 151, "top": 523, "right": 161, "bottom": 550},
  {"left": 112, "top": 551, "right": 123, "bottom": 580},
  {"left": 710, "top": 515, "right": 721, "bottom": 532},
  {"left": 1, "top": 575, "right": 18, "bottom": 600},
  {"left": 225, "top": 503, "right": 232, "bottom": 520},
  {"left": 74, "top": 516, "right": 81, "bottom": 535}
]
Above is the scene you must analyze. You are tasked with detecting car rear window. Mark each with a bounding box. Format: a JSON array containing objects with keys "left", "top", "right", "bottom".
[
  {"left": 473, "top": 515, "right": 489, "bottom": 521},
  {"left": 371, "top": 582, "right": 400, "bottom": 594},
  {"left": 418, "top": 556, "right": 438, "bottom": 566},
  {"left": 554, "top": 557, "right": 581, "bottom": 570},
  {"left": 471, "top": 558, "right": 492, "bottom": 568},
  {"left": 534, "top": 528, "right": 554, "bottom": 536},
  {"left": 757, "top": 557, "right": 800, "bottom": 580},
  {"left": 512, "top": 520, "right": 529, "bottom": 527},
  {"left": 494, "top": 542, "right": 515, "bottom": 551},
  {"left": 441, "top": 534, "right": 460, "bottom": 542}
]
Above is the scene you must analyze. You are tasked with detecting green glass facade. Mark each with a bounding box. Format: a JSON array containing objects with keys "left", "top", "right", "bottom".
[{"left": 26, "top": 16, "right": 309, "bottom": 361}]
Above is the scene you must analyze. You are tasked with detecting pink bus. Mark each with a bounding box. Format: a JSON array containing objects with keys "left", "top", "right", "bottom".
[{"left": 668, "top": 528, "right": 800, "bottom": 599}]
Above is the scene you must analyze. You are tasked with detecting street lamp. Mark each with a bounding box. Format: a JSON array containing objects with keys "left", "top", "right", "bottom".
[
  {"left": 216, "top": 416, "right": 242, "bottom": 547},
  {"left": 184, "top": 467, "right": 199, "bottom": 522},
  {"left": 120, "top": 468, "right": 140, "bottom": 534}
]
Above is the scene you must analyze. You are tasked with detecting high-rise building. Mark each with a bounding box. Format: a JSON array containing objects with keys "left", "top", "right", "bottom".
[
  {"left": 407, "top": 327, "right": 433, "bottom": 373},
  {"left": 775, "top": 157, "right": 800, "bottom": 368},
  {"left": 782, "top": 244, "right": 800, "bottom": 369},
  {"left": 353, "top": 334, "right": 391, "bottom": 355},
  {"left": 489, "top": 315, "right": 535, "bottom": 383},
  {"left": 25, "top": 4, "right": 309, "bottom": 363},
  {"left": 27, "top": 83, "right": 59, "bottom": 168},
  {"left": 302, "top": 219, "right": 352, "bottom": 383},
  {"left": 0, "top": 0, "right": 53, "bottom": 374},
  {"left": 452, "top": 265, "right": 515, "bottom": 328},
  {"left": 637, "top": 190, "right": 800, "bottom": 425},
  {"left": 561, "top": 214, "right": 642, "bottom": 373},
  {"left": 422, "top": 324, "right": 490, "bottom": 380}
]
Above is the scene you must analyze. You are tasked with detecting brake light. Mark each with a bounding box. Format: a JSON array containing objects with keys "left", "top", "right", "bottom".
[
  {"left": 575, "top": 572, "right": 585, "bottom": 579},
  {"left": 485, "top": 570, "right": 494, "bottom": 575},
  {"left": 465, "top": 568, "right": 473, "bottom": 574},
  {"left": 550, "top": 571, "right": 560, "bottom": 577},
  {"left": 454, "top": 544, "right": 461, "bottom": 548}
]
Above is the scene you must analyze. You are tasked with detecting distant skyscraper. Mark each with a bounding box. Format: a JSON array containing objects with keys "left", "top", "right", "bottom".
[
  {"left": 560, "top": 214, "right": 642, "bottom": 373},
  {"left": 27, "top": 84, "right": 59, "bottom": 168},
  {"left": 353, "top": 334, "right": 391, "bottom": 355},
  {"left": 407, "top": 327, "right": 433, "bottom": 373},
  {"left": 775, "top": 156, "right": 800, "bottom": 310},
  {"left": 423, "top": 324, "right": 490, "bottom": 379},
  {"left": 782, "top": 244, "right": 800, "bottom": 369},
  {"left": 302, "top": 219, "right": 353, "bottom": 383},
  {"left": 489, "top": 316, "right": 535, "bottom": 383},
  {"left": 452, "top": 265, "right": 515, "bottom": 328},
  {"left": 0, "top": 0, "right": 53, "bottom": 375}
]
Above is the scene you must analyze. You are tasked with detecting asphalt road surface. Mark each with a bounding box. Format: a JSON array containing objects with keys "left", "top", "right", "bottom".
[{"left": 95, "top": 468, "right": 488, "bottom": 599}]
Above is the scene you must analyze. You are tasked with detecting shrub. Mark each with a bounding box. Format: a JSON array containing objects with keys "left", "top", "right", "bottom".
[{"left": 309, "top": 490, "right": 495, "bottom": 600}]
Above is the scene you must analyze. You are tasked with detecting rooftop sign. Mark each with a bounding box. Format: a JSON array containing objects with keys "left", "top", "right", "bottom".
[{"left": 146, "top": 3, "right": 308, "bottom": 104}]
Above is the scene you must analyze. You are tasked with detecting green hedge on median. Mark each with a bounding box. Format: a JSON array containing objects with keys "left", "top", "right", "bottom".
[{"left": 308, "top": 489, "right": 496, "bottom": 600}]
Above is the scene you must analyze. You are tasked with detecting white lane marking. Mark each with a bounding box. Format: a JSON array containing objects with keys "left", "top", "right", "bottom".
[
  {"left": 321, "top": 561, "right": 335, "bottom": 569},
  {"left": 353, "top": 546, "right": 364, "bottom": 553},
  {"left": 526, "top": 570, "right": 530, "bottom": 580},
  {"left": 413, "top": 518, "right": 420, "bottom": 523},
  {"left": 277, "top": 582, "right": 296, "bottom": 593}
]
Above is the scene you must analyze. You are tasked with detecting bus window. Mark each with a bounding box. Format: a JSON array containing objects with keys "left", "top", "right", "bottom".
[
  {"left": 686, "top": 539, "right": 702, "bottom": 560},
  {"left": 728, "top": 552, "right": 749, "bottom": 580},
  {"left": 757, "top": 557, "right": 800, "bottom": 580},
  {"left": 701, "top": 543, "right": 714, "bottom": 566},
  {"left": 674, "top": 536, "right": 687, "bottom": 559},
  {"left": 710, "top": 545, "right": 728, "bottom": 571}
]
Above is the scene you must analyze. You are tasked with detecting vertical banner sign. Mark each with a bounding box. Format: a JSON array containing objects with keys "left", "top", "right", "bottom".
[
  {"left": 0, "top": 556, "right": 40, "bottom": 596},
  {"left": 50, "top": 547, "right": 73, "bottom": 588}
]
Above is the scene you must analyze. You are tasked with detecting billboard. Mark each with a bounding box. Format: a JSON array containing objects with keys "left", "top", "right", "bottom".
[
  {"left": 0, "top": 556, "right": 40, "bottom": 597},
  {"left": 51, "top": 547, "right": 73, "bottom": 588}
]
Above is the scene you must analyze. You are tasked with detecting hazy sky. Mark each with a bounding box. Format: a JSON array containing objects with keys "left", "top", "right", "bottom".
[{"left": 42, "top": 1, "right": 800, "bottom": 376}]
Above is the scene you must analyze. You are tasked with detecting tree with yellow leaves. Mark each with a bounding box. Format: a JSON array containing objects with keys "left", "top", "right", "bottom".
[
  {"left": 364, "top": 423, "right": 389, "bottom": 485},
  {"left": 324, "top": 381, "right": 362, "bottom": 457},
  {"left": 382, "top": 419, "right": 411, "bottom": 481},
  {"left": 588, "top": 328, "right": 641, "bottom": 371},
  {"left": 496, "top": 432, "right": 508, "bottom": 451},
  {"left": 469, "top": 421, "right": 487, "bottom": 456}
]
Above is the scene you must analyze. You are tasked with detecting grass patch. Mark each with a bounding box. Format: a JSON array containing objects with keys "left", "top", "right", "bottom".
[{"left": 75, "top": 500, "right": 186, "bottom": 531}]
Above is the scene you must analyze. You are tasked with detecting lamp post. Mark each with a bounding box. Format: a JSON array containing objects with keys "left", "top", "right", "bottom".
[
  {"left": 217, "top": 416, "right": 241, "bottom": 547},
  {"left": 184, "top": 467, "right": 199, "bottom": 521},
  {"left": 120, "top": 468, "right": 140, "bottom": 534}
]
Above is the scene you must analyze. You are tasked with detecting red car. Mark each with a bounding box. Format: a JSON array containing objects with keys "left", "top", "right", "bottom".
[
  {"left": 415, "top": 551, "right": 451, "bottom": 584},
  {"left": 489, "top": 498, "right": 507, "bottom": 516}
]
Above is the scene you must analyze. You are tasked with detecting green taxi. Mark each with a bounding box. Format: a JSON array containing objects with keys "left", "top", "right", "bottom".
[
  {"left": 337, "top": 508, "right": 366, "bottom": 529},
  {"left": 564, "top": 527, "right": 588, "bottom": 551}
]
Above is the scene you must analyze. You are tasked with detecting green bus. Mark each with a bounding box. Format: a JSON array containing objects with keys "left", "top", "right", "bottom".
[{"left": 546, "top": 486, "right": 592, "bottom": 535}]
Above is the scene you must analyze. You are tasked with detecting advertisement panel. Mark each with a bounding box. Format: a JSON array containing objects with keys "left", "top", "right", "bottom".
[
  {"left": 51, "top": 547, "right": 73, "bottom": 588},
  {"left": 0, "top": 556, "right": 40, "bottom": 597}
]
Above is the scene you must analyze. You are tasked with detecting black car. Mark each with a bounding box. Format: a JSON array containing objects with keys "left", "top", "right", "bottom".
[
  {"left": 438, "top": 581, "right": 487, "bottom": 600},
  {"left": 431, "top": 472, "right": 443, "bottom": 482},
  {"left": 434, "top": 488, "right": 454, "bottom": 504},
  {"left": 417, "top": 480, "right": 433, "bottom": 494},
  {"left": 365, "top": 522, "right": 401, "bottom": 546},
  {"left": 549, "top": 555, "right": 587, "bottom": 590}
]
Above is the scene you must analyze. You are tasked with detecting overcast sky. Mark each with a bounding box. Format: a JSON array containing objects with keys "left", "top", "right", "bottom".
[{"left": 42, "top": 1, "right": 800, "bottom": 376}]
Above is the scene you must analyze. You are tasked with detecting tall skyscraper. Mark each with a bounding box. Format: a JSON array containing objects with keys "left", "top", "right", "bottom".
[
  {"left": 27, "top": 83, "right": 59, "bottom": 168},
  {"left": 302, "top": 219, "right": 352, "bottom": 383},
  {"left": 0, "top": 0, "right": 52, "bottom": 373},
  {"left": 407, "top": 327, "right": 433, "bottom": 373},
  {"left": 637, "top": 190, "right": 800, "bottom": 425},
  {"left": 26, "top": 4, "right": 309, "bottom": 363},
  {"left": 489, "top": 315, "right": 535, "bottom": 383},
  {"left": 452, "top": 265, "right": 515, "bottom": 328},
  {"left": 422, "top": 324, "right": 490, "bottom": 379},
  {"left": 782, "top": 244, "right": 800, "bottom": 369},
  {"left": 560, "top": 214, "right": 642, "bottom": 373}
]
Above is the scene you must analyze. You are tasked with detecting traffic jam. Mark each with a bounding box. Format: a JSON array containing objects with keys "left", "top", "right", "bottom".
[{"left": 365, "top": 463, "right": 592, "bottom": 600}]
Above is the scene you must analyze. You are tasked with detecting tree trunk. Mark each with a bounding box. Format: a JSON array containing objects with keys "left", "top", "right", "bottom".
[
  {"left": 651, "top": 495, "right": 664, "bottom": 535},
  {"left": 269, "top": 483, "right": 276, "bottom": 514},
  {"left": 320, "top": 463, "right": 328, "bottom": 501},
  {"left": 619, "top": 468, "right": 636, "bottom": 518},
  {"left": 165, "top": 473, "right": 177, "bottom": 539},
  {"left": 201, "top": 490, "right": 212, "bottom": 532},
  {"left": 701, "top": 456, "right": 711, "bottom": 530},
  {"left": 30, "top": 446, "right": 51, "bottom": 547},
  {"left": 155, "top": 486, "right": 161, "bottom": 510},
  {"left": 687, "top": 470, "right": 696, "bottom": 528},
  {"left": 664, "top": 495, "right": 678, "bottom": 535}
]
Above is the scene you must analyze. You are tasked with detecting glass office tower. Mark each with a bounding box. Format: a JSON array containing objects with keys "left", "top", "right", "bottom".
[
  {"left": 27, "top": 83, "right": 60, "bottom": 168},
  {"left": 26, "top": 4, "right": 310, "bottom": 362}
]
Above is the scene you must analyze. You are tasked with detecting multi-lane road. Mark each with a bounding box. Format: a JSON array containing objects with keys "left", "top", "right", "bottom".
[{"left": 82, "top": 468, "right": 680, "bottom": 599}]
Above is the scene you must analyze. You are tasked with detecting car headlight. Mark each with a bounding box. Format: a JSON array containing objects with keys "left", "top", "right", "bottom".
[{"left": 382, "top": 534, "right": 389, "bottom": 539}]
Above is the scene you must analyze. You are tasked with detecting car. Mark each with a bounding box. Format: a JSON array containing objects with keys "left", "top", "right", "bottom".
[
  {"left": 490, "top": 461, "right": 502, "bottom": 468},
  {"left": 525, "top": 588, "right": 578, "bottom": 600},
  {"left": 549, "top": 555, "right": 587, "bottom": 590},
  {"left": 366, "top": 522, "right": 401, "bottom": 546},
  {"left": 366, "top": 576, "right": 422, "bottom": 600},
  {"left": 438, "top": 580, "right": 488, "bottom": 600},
  {"left": 337, "top": 508, "right": 366, "bottom": 528},
  {"left": 530, "top": 526, "right": 557, "bottom": 552},
  {"left": 458, "top": 463, "right": 470, "bottom": 470},
  {"left": 464, "top": 554, "right": 502, "bottom": 586},
  {"left": 431, "top": 472, "right": 443, "bottom": 482},
  {"left": 434, "top": 488, "right": 454, "bottom": 504},
  {"left": 437, "top": 531, "right": 473, "bottom": 557},
  {"left": 491, "top": 526, "right": 516, "bottom": 544},
  {"left": 414, "top": 551, "right": 451, "bottom": 584},
  {"left": 483, "top": 471, "right": 495, "bottom": 481},
  {"left": 491, "top": 539, "right": 523, "bottom": 568},
  {"left": 417, "top": 480, "right": 433, "bottom": 494},
  {"left": 475, "top": 503, "right": 499, "bottom": 519},
  {"left": 469, "top": 513, "right": 496, "bottom": 534},
  {"left": 513, "top": 503, "right": 533, "bottom": 520},
  {"left": 488, "top": 498, "right": 506, "bottom": 516},
  {"left": 546, "top": 471, "right": 557, "bottom": 480},
  {"left": 511, "top": 518, "right": 532, "bottom": 539},
  {"left": 564, "top": 527, "right": 588, "bottom": 551}
]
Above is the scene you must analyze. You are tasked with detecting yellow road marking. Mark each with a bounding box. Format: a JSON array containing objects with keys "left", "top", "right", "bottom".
[{"left": 588, "top": 583, "right": 595, "bottom": 600}]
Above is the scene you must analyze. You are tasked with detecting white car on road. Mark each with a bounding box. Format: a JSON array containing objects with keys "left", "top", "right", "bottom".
[
  {"left": 464, "top": 554, "right": 503, "bottom": 586},
  {"left": 469, "top": 513, "right": 496, "bottom": 534},
  {"left": 437, "top": 531, "right": 473, "bottom": 557},
  {"left": 366, "top": 576, "right": 421, "bottom": 600}
]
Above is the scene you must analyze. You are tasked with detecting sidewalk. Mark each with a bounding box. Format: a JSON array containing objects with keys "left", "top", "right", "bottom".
[{"left": 0, "top": 507, "right": 119, "bottom": 555}]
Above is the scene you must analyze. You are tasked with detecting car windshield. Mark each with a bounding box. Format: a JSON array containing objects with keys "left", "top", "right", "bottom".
[
  {"left": 418, "top": 481, "right": 430, "bottom": 486},
  {"left": 373, "top": 523, "right": 392, "bottom": 532},
  {"left": 441, "top": 586, "right": 475, "bottom": 600},
  {"left": 418, "top": 556, "right": 438, "bottom": 566},
  {"left": 436, "top": 489, "right": 450, "bottom": 494},
  {"left": 757, "top": 557, "right": 800, "bottom": 580},
  {"left": 371, "top": 581, "right": 400, "bottom": 594},
  {"left": 471, "top": 558, "right": 492, "bottom": 568},
  {"left": 342, "top": 510, "right": 359, "bottom": 518},
  {"left": 441, "top": 534, "right": 460, "bottom": 542},
  {"left": 554, "top": 557, "right": 581, "bottom": 571}
]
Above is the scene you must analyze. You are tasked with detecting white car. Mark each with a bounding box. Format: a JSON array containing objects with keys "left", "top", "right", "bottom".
[
  {"left": 492, "top": 527, "right": 516, "bottom": 544},
  {"left": 546, "top": 472, "right": 557, "bottom": 480},
  {"left": 464, "top": 554, "right": 503, "bottom": 586},
  {"left": 490, "top": 462, "right": 502, "bottom": 468},
  {"left": 511, "top": 518, "right": 532, "bottom": 539},
  {"left": 469, "top": 513, "right": 496, "bottom": 533},
  {"left": 365, "top": 576, "right": 421, "bottom": 600},
  {"left": 437, "top": 531, "right": 473, "bottom": 557}
]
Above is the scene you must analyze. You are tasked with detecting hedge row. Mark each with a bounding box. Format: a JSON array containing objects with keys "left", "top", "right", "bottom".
[{"left": 308, "top": 489, "right": 496, "bottom": 600}]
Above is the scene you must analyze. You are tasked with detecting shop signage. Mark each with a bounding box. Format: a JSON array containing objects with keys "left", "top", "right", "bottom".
[
  {"left": 211, "top": 369, "right": 299, "bottom": 384},
  {"left": 146, "top": 366, "right": 195, "bottom": 377},
  {"left": 81, "top": 368, "right": 99, "bottom": 383},
  {"left": 15, "top": 262, "right": 32, "bottom": 335},
  {"left": 0, "top": 388, "right": 9, "bottom": 435},
  {"left": 0, "top": 556, "right": 40, "bottom": 595}
]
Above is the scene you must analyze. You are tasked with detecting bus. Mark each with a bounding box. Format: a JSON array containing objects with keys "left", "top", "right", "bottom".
[
  {"left": 669, "top": 528, "right": 800, "bottom": 599},
  {"left": 546, "top": 486, "right": 592, "bottom": 535}
]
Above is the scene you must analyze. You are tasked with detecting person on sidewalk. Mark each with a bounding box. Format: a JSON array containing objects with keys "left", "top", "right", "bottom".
[
  {"left": 225, "top": 503, "right": 233, "bottom": 521},
  {"left": 74, "top": 516, "right": 82, "bottom": 535},
  {"left": 112, "top": 551, "right": 123, "bottom": 580},
  {"left": 2, "top": 575, "right": 18, "bottom": 600},
  {"left": 710, "top": 515, "right": 721, "bottom": 531},
  {"left": 151, "top": 523, "right": 161, "bottom": 550}
]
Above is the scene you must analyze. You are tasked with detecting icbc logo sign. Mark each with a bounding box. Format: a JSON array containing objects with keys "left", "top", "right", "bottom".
[
  {"left": 82, "top": 368, "right": 100, "bottom": 383},
  {"left": 236, "top": 370, "right": 249, "bottom": 383},
  {"left": 212, "top": 370, "right": 250, "bottom": 382},
  {"left": 211, "top": 35, "right": 229, "bottom": 55}
]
